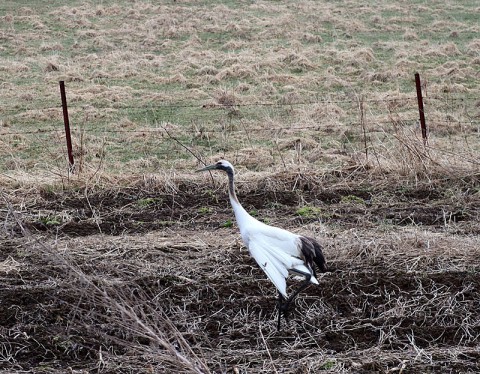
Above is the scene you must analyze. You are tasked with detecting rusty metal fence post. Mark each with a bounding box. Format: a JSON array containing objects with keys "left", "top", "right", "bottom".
[
  {"left": 59, "top": 81, "right": 75, "bottom": 172},
  {"left": 415, "top": 73, "right": 427, "bottom": 145}
]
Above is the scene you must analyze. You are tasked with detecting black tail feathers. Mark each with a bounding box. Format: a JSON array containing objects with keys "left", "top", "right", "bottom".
[
  {"left": 299, "top": 236, "right": 328, "bottom": 275},
  {"left": 311, "top": 238, "right": 328, "bottom": 274}
]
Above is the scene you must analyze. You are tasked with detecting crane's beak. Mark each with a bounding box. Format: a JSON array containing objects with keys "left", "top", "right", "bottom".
[{"left": 196, "top": 163, "right": 217, "bottom": 172}]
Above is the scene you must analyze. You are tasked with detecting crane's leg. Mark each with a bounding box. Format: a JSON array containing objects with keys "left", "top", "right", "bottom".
[
  {"left": 276, "top": 292, "right": 289, "bottom": 331},
  {"left": 279, "top": 277, "right": 312, "bottom": 327},
  {"left": 277, "top": 275, "right": 313, "bottom": 330},
  {"left": 286, "top": 278, "right": 311, "bottom": 307}
]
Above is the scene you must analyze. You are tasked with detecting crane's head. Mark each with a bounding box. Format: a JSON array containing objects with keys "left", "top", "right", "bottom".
[{"left": 196, "top": 160, "right": 234, "bottom": 175}]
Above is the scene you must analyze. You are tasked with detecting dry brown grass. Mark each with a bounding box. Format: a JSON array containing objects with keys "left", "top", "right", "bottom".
[
  {"left": 1, "top": 0, "right": 479, "bottom": 181},
  {"left": 1, "top": 0, "right": 480, "bottom": 372},
  {"left": 1, "top": 169, "right": 480, "bottom": 372}
]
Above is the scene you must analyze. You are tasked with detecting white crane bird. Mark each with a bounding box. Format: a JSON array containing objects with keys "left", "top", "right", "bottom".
[{"left": 197, "top": 160, "right": 327, "bottom": 329}]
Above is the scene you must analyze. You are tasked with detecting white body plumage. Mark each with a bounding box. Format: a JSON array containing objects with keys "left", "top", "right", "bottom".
[
  {"left": 229, "top": 194, "right": 318, "bottom": 298},
  {"left": 197, "top": 160, "right": 325, "bottom": 300}
]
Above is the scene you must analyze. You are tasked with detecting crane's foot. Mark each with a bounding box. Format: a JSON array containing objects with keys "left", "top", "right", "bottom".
[
  {"left": 276, "top": 280, "right": 312, "bottom": 330},
  {"left": 276, "top": 294, "right": 291, "bottom": 331}
]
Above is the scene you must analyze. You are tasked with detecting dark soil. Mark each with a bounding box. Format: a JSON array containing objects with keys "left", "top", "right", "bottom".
[{"left": 1, "top": 176, "right": 479, "bottom": 373}]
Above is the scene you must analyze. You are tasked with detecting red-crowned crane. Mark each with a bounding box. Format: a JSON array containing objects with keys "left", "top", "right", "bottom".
[{"left": 197, "top": 160, "right": 327, "bottom": 329}]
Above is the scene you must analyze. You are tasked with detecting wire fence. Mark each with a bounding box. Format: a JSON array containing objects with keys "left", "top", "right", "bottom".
[
  {"left": 1, "top": 87, "right": 479, "bottom": 174},
  {"left": 2, "top": 95, "right": 479, "bottom": 131}
]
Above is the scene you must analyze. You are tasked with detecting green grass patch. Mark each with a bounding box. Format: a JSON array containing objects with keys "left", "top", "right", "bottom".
[
  {"left": 221, "top": 219, "right": 233, "bottom": 228},
  {"left": 296, "top": 206, "right": 322, "bottom": 218},
  {"left": 341, "top": 195, "right": 365, "bottom": 205},
  {"left": 136, "top": 197, "right": 163, "bottom": 208}
]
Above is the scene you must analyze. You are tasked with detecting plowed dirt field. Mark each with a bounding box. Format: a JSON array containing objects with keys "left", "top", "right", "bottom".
[{"left": 1, "top": 172, "right": 479, "bottom": 373}]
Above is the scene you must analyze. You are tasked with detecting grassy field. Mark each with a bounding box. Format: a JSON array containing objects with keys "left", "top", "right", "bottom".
[
  {"left": 1, "top": 1, "right": 480, "bottom": 373},
  {"left": 1, "top": 0, "right": 479, "bottom": 177}
]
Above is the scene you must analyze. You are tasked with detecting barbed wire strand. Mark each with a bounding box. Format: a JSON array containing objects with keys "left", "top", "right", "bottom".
[
  {"left": 4, "top": 120, "right": 480, "bottom": 138},
  {"left": 1, "top": 94, "right": 477, "bottom": 116}
]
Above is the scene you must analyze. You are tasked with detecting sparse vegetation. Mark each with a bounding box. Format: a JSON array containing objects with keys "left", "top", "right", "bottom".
[
  {"left": 197, "top": 206, "right": 212, "bottom": 214},
  {"left": 296, "top": 205, "right": 322, "bottom": 218},
  {"left": 221, "top": 219, "right": 233, "bottom": 228},
  {"left": 1, "top": 0, "right": 479, "bottom": 373},
  {"left": 137, "top": 197, "right": 162, "bottom": 208},
  {"left": 340, "top": 195, "right": 365, "bottom": 205},
  {"left": 38, "top": 214, "right": 62, "bottom": 226}
]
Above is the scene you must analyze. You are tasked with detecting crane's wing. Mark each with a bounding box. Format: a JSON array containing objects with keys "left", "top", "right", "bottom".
[
  {"left": 249, "top": 240, "right": 288, "bottom": 297},
  {"left": 248, "top": 233, "right": 307, "bottom": 298}
]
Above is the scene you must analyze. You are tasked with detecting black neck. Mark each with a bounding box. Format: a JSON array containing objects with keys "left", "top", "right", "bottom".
[{"left": 226, "top": 168, "right": 238, "bottom": 203}]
